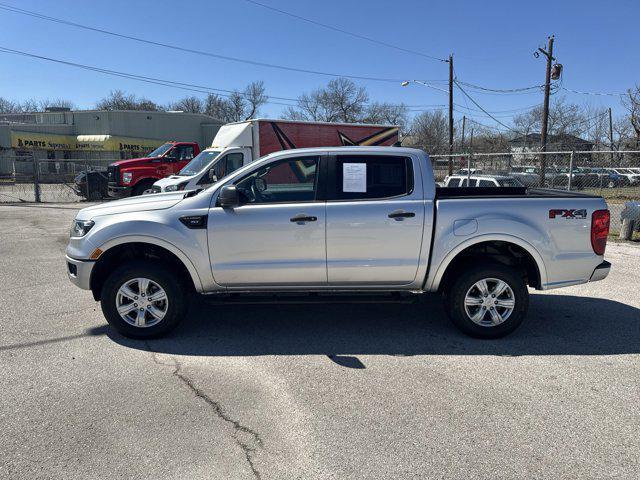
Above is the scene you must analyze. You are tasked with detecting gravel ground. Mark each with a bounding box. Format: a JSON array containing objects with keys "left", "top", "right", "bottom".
[{"left": 1, "top": 203, "right": 639, "bottom": 479}]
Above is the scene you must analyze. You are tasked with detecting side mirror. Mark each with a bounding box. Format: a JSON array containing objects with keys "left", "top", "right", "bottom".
[{"left": 218, "top": 185, "right": 240, "bottom": 208}]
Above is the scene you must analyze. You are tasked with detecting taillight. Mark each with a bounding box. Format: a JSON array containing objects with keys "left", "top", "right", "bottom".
[{"left": 591, "top": 209, "right": 610, "bottom": 255}]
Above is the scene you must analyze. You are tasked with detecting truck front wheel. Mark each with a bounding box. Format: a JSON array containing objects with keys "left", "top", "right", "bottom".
[
  {"left": 443, "top": 264, "right": 529, "bottom": 339},
  {"left": 100, "top": 261, "right": 186, "bottom": 338},
  {"left": 132, "top": 179, "right": 156, "bottom": 196}
]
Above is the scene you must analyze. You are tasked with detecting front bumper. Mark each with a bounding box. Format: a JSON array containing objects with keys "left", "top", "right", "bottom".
[
  {"left": 108, "top": 183, "right": 131, "bottom": 198},
  {"left": 66, "top": 255, "right": 95, "bottom": 290},
  {"left": 589, "top": 260, "right": 611, "bottom": 282}
]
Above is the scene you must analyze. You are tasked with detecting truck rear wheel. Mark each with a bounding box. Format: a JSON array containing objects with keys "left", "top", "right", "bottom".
[
  {"left": 100, "top": 261, "right": 186, "bottom": 338},
  {"left": 443, "top": 264, "right": 528, "bottom": 339}
]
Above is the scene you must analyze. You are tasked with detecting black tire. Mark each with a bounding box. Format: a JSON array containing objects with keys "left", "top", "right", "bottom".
[
  {"left": 100, "top": 260, "right": 187, "bottom": 338},
  {"left": 443, "top": 263, "right": 529, "bottom": 339},
  {"left": 131, "top": 179, "right": 155, "bottom": 196}
]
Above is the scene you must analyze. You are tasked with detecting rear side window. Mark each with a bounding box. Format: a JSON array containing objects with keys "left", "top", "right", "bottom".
[
  {"left": 330, "top": 155, "right": 412, "bottom": 200},
  {"left": 446, "top": 178, "right": 461, "bottom": 187},
  {"left": 478, "top": 179, "right": 495, "bottom": 187}
]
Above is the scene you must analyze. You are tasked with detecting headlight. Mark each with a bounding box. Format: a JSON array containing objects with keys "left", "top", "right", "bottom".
[
  {"left": 70, "top": 219, "right": 95, "bottom": 238},
  {"left": 122, "top": 172, "right": 133, "bottom": 184},
  {"left": 165, "top": 182, "right": 188, "bottom": 192}
]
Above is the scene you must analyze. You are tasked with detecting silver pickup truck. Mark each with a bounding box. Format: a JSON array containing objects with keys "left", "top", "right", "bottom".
[{"left": 66, "top": 147, "right": 611, "bottom": 339}]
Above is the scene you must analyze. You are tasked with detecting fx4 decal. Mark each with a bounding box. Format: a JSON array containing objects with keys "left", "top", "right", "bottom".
[{"left": 549, "top": 209, "right": 587, "bottom": 219}]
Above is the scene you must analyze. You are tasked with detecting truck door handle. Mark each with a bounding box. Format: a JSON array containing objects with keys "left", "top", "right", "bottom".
[
  {"left": 290, "top": 214, "right": 317, "bottom": 223},
  {"left": 388, "top": 210, "right": 415, "bottom": 219}
]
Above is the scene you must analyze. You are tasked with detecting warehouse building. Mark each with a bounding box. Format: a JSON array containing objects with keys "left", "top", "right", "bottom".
[{"left": 0, "top": 108, "right": 223, "bottom": 177}]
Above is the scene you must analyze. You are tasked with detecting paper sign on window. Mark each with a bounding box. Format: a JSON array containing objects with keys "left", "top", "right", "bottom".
[{"left": 343, "top": 163, "right": 366, "bottom": 192}]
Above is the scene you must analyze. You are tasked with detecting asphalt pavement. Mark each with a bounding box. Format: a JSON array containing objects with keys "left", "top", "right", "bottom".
[{"left": 1, "top": 203, "right": 639, "bottom": 479}]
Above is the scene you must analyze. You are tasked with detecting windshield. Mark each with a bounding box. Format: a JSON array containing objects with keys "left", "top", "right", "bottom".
[
  {"left": 178, "top": 150, "right": 223, "bottom": 176},
  {"left": 146, "top": 143, "right": 173, "bottom": 158}
]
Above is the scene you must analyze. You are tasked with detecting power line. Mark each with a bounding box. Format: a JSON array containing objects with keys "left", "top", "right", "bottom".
[
  {"left": 0, "top": 46, "right": 296, "bottom": 107},
  {"left": 0, "top": 45, "right": 442, "bottom": 112},
  {"left": 453, "top": 79, "right": 525, "bottom": 135},
  {"left": 241, "top": 0, "right": 448, "bottom": 63},
  {"left": 0, "top": 2, "right": 421, "bottom": 84},
  {"left": 559, "top": 86, "right": 625, "bottom": 97},
  {"left": 457, "top": 80, "right": 545, "bottom": 93}
]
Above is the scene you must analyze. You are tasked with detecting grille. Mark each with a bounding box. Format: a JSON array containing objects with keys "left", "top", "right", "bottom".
[{"left": 107, "top": 165, "right": 119, "bottom": 186}]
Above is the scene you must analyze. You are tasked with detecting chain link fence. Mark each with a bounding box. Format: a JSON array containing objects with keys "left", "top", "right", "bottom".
[
  {"left": 0, "top": 154, "right": 116, "bottom": 203},
  {"left": 431, "top": 150, "right": 640, "bottom": 236}
]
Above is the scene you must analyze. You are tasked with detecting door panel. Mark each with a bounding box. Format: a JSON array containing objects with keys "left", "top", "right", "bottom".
[
  {"left": 325, "top": 155, "right": 425, "bottom": 285},
  {"left": 326, "top": 199, "right": 424, "bottom": 284},
  {"left": 208, "top": 203, "right": 326, "bottom": 286},
  {"left": 207, "top": 155, "right": 326, "bottom": 287}
]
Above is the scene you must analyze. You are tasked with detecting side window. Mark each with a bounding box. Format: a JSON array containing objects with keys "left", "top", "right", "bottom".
[
  {"left": 181, "top": 146, "right": 195, "bottom": 160},
  {"left": 225, "top": 153, "right": 244, "bottom": 175},
  {"left": 446, "top": 178, "right": 461, "bottom": 187},
  {"left": 198, "top": 156, "right": 225, "bottom": 186},
  {"left": 460, "top": 178, "right": 470, "bottom": 187},
  {"left": 234, "top": 156, "right": 319, "bottom": 204},
  {"left": 478, "top": 179, "right": 495, "bottom": 187},
  {"left": 332, "top": 155, "right": 412, "bottom": 200}
]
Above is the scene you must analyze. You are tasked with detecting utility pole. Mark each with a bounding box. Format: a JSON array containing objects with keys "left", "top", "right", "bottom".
[
  {"left": 538, "top": 35, "right": 554, "bottom": 186},
  {"left": 448, "top": 54, "right": 454, "bottom": 175},
  {"left": 461, "top": 115, "right": 466, "bottom": 151},
  {"left": 608, "top": 107, "right": 615, "bottom": 163}
]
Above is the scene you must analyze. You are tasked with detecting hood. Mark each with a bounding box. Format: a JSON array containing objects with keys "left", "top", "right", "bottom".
[
  {"left": 77, "top": 191, "right": 187, "bottom": 220},
  {"left": 110, "top": 157, "right": 156, "bottom": 168},
  {"left": 154, "top": 174, "right": 195, "bottom": 187}
]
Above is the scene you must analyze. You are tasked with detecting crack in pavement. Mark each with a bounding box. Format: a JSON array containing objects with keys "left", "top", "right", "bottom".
[{"left": 145, "top": 342, "right": 263, "bottom": 480}]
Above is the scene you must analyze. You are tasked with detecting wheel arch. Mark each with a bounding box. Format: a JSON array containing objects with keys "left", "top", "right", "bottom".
[
  {"left": 89, "top": 236, "right": 204, "bottom": 301},
  {"left": 428, "top": 234, "right": 547, "bottom": 292}
]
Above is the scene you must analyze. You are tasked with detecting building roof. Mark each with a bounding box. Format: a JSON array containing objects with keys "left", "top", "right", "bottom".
[{"left": 509, "top": 133, "right": 593, "bottom": 147}]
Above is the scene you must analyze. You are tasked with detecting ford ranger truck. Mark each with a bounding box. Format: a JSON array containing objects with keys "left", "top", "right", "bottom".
[
  {"left": 66, "top": 147, "right": 611, "bottom": 339},
  {"left": 107, "top": 142, "right": 200, "bottom": 198}
]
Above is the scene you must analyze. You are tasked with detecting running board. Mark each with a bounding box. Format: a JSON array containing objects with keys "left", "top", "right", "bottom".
[{"left": 201, "top": 292, "right": 421, "bottom": 305}]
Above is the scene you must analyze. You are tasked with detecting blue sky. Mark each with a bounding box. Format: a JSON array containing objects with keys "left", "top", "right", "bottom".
[{"left": 0, "top": 0, "right": 636, "bottom": 127}]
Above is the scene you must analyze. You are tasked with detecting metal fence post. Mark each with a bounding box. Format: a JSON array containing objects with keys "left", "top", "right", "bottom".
[
  {"left": 567, "top": 151, "right": 574, "bottom": 191},
  {"left": 84, "top": 160, "right": 90, "bottom": 200},
  {"left": 32, "top": 156, "right": 41, "bottom": 203}
]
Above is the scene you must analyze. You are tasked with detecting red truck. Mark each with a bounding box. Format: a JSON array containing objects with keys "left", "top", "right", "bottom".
[{"left": 107, "top": 142, "right": 200, "bottom": 198}]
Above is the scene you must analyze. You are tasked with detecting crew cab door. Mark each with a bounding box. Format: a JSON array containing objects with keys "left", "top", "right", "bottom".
[
  {"left": 207, "top": 154, "right": 326, "bottom": 286},
  {"left": 325, "top": 154, "right": 425, "bottom": 285}
]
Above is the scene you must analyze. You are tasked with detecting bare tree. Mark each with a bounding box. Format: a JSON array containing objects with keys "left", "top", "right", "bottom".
[
  {"left": 406, "top": 110, "right": 449, "bottom": 154},
  {"left": 284, "top": 78, "right": 369, "bottom": 123},
  {"left": 622, "top": 85, "right": 640, "bottom": 146},
  {"left": 0, "top": 97, "right": 20, "bottom": 113},
  {"left": 364, "top": 102, "right": 409, "bottom": 130},
  {"left": 167, "top": 96, "right": 204, "bottom": 113},
  {"left": 242, "top": 81, "right": 267, "bottom": 119},
  {"left": 37, "top": 98, "right": 75, "bottom": 111},
  {"left": 201, "top": 81, "right": 267, "bottom": 122},
  {"left": 96, "top": 90, "right": 159, "bottom": 111}
]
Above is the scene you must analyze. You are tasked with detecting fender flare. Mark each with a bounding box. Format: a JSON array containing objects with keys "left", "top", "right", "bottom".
[
  {"left": 427, "top": 233, "right": 547, "bottom": 292},
  {"left": 97, "top": 234, "right": 204, "bottom": 292}
]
